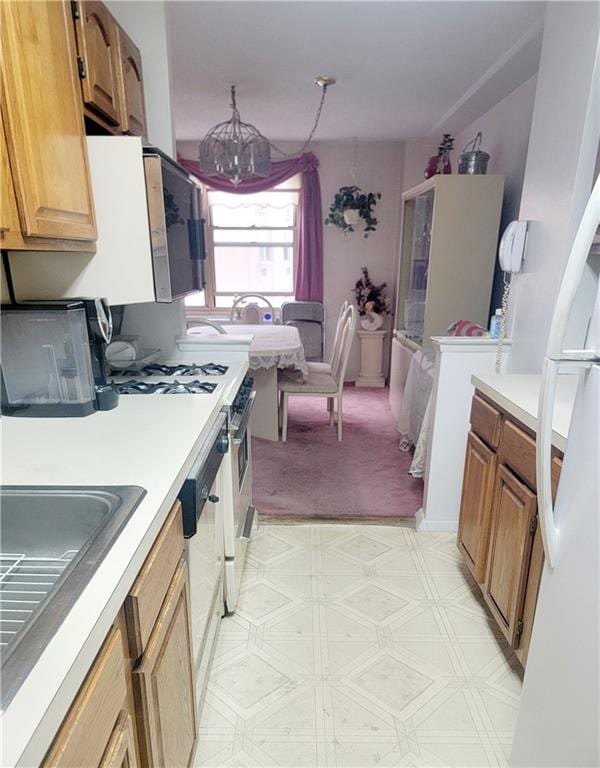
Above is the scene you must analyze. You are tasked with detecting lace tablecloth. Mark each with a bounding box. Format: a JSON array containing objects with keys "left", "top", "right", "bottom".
[{"left": 189, "top": 324, "right": 308, "bottom": 375}]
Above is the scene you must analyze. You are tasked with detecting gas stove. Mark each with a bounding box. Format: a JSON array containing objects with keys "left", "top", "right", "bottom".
[
  {"left": 115, "top": 380, "right": 218, "bottom": 395},
  {"left": 116, "top": 362, "right": 229, "bottom": 377}
]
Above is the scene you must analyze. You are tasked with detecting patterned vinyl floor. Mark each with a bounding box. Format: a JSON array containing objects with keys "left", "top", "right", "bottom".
[{"left": 195, "top": 522, "right": 522, "bottom": 768}]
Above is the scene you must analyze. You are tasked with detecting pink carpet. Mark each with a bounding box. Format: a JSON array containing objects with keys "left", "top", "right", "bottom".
[{"left": 252, "top": 386, "right": 423, "bottom": 520}]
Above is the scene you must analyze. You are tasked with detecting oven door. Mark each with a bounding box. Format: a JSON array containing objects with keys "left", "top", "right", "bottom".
[{"left": 230, "top": 391, "right": 256, "bottom": 576}]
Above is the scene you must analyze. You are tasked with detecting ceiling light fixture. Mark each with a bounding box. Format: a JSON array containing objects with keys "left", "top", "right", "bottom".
[{"left": 198, "top": 76, "right": 336, "bottom": 186}]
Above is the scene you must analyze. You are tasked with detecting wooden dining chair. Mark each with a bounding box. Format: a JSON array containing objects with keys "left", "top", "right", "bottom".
[{"left": 279, "top": 306, "right": 357, "bottom": 442}]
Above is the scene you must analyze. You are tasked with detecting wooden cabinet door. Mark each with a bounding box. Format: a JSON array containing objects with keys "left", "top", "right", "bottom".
[
  {"left": 515, "top": 455, "right": 563, "bottom": 666},
  {"left": 514, "top": 523, "right": 544, "bottom": 666},
  {"left": 484, "top": 464, "right": 537, "bottom": 646},
  {"left": 116, "top": 28, "right": 146, "bottom": 137},
  {"left": 0, "top": 106, "right": 22, "bottom": 248},
  {"left": 133, "top": 559, "right": 197, "bottom": 768},
  {"left": 43, "top": 625, "right": 133, "bottom": 767},
  {"left": 100, "top": 712, "right": 139, "bottom": 768},
  {"left": 1, "top": 1, "right": 96, "bottom": 243},
  {"left": 74, "top": 0, "right": 121, "bottom": 128},
  {"left": 457, "top": 431, "right": 497, "bottom": 583}
]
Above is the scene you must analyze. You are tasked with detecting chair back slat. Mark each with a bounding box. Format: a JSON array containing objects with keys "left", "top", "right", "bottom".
[
  {"left": 333, "top": 306, "right": 357, "bottom": 387},
  {"left": 330, "top": 302, "right": 352, "bottom": 371}
]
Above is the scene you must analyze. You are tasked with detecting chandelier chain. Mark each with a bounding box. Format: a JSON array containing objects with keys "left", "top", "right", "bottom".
[
  {"left": 198, "top": 79, "right": 334, "bottom": 184},
  {"left": 266, "top": 84, "right": 329, "bottom": 158}
]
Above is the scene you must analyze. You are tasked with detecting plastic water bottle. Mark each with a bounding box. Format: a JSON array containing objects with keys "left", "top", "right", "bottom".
[{"left": 489, "top": 309, "right": 503, "bottom": 338}]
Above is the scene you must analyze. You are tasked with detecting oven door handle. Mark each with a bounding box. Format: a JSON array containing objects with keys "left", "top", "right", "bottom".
[{"left": 233, "top": 390, "right": 256, "bottom": 444}]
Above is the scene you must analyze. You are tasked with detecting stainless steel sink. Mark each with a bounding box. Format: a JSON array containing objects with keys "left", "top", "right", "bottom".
[{"left": 0, "top": 485, "right": 146, "bottom": 708}]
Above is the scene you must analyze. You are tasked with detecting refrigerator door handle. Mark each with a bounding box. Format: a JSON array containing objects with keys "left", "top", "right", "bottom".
[
  {"left": 537, "top": 358, "right": 560, "bottom": 568},
  {"left": 546, "top": 174, "right": 600, "bottom": 359}
]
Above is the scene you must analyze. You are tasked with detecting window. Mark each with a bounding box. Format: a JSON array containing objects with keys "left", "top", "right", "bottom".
[{"left": 185, "top": 176, "right": 301, "bottom": 312}]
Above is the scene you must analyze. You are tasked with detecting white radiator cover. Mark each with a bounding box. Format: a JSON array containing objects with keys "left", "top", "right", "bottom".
[{"left": 388, "top": 332, "right": 420, "bottom": 422}]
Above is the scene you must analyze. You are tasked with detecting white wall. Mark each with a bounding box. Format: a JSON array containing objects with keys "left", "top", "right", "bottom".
[
  {"left": 106, "top": 0, "right": 175, "bottom": 157},
  {"left": 178, "top": 139, "right": 404, "bottom": 381},
  {"left": 400, "top": 138, "right": 438, "bottom": 192},
  {"left": 317, "top": 141, "right": 403, "bottom": 380},
  {"left": 398, "top": 78, "right": 537, "bottom": 323},
  {"left": 508, "top": 2, "right": 600, "bottom": 372},
  {"left": 454, "top": 75, "right": 537, "bottom": 314}
]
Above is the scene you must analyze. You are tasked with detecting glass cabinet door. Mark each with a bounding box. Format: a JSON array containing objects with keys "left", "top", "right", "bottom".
[{"left": 405, "top": 189, "right": 434, "bottom": 341}]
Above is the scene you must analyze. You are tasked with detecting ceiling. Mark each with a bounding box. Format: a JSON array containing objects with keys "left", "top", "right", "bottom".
[{"left": 168, "top": 1, "right": 545, "bottom": 143}]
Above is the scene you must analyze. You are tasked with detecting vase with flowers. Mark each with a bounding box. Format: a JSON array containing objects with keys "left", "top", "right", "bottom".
[
  {"left": 353, "top": 267, "right": 391, "bottom": 330},
  {"left": 424, "top": 134, "right": 454, "bottom": 179}
]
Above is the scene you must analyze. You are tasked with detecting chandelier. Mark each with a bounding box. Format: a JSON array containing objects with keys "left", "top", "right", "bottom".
[{"left": 198, "top": 77, "right": 335, "bottom": 186}]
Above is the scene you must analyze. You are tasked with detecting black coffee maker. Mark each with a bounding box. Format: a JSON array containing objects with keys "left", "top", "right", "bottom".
[
  {"left": 1, "top": 298, "right": 119, "bottom": 417},
  {"left": 81, "top": 298, "right": 119, "bottom": 412}
]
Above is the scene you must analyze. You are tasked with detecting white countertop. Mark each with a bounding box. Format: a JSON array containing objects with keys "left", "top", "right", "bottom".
[
  {"left": 471, "top": 373, "right": 579, "bottom": 452},
  {"left": 0, "top": 371, "right": 245, "bottom": 767}
]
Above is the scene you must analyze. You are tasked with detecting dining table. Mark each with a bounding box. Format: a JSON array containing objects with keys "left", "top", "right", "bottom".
[{"left": 189, "top": 323, "right": 308, "bottom": 441}]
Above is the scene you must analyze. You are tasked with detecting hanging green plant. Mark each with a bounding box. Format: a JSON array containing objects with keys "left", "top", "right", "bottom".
[{"left": 325, "top": 185, "right": 381, "bottom": 237}]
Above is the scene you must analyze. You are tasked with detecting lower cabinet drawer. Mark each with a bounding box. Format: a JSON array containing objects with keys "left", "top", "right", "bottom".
[
  {"left": 470, "top": 394, "right": 502, "bottom": 449},
  {"left": 43, "top": 624, "right": 137, "bottom": 768},
  {"left": 498, "top": 419, "right": 536, "bottom": 490}
]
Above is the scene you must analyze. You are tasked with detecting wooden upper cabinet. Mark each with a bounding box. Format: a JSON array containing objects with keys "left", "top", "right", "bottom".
[
  {"left": 457, "top": 431, "right": 498, "bottom": 583},
  {"left": 1, "top": 1, "right": 97, "bottom": 244},
  {"left": 116, "top": 28, "right": 147, "bottom": 138},
  {"left": 483, "top": 464, "right": 537, "bottom": 647},
  {"left": 0, "top": 107, "right": 22, "bottom": 247},
  {"left": 73, "top": 0, "right": 121, "bottom": 129}
]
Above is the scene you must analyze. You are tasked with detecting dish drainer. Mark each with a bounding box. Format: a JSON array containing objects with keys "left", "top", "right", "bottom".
[{"left": 0, "top": 551, "right": 76, "bottom": 651}]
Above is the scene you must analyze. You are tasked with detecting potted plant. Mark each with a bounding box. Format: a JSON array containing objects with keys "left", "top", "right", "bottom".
[
  {"left": 353, "top": 267, "right": 391, "bottom": 330},
  {"left": 325, "top": 186, "right": 381, "bottom": 237}
]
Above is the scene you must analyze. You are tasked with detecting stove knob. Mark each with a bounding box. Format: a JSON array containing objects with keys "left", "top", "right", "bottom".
[
  {"left": 208, "top": 494, "right": 219, "bottom": 504},
  {"left": 218, "top": 433, "right": 229, "bottom": 454}
]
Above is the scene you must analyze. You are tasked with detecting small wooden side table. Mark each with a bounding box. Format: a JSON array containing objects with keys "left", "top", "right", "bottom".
[{"left": 356, "top": 329, "right": 387, "bottom": 387}]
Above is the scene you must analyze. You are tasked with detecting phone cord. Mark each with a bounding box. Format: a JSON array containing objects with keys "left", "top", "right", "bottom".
[{"left": 495, "top": 275, "right": 511, "bottom": 373}]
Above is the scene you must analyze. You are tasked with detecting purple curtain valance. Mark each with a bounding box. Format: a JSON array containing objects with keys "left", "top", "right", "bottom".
[{"left": 178, "top": 152, "right": 323, "bottom": 302}]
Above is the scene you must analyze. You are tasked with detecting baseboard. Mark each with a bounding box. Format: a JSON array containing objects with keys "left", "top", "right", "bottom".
[{"left": 415, "top": 508, "right": 458, "bottom": 533}]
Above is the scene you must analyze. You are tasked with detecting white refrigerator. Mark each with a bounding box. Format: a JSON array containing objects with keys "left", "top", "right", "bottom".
[{"left": 511, "top": 177, "right": 600, "bottom": 765}]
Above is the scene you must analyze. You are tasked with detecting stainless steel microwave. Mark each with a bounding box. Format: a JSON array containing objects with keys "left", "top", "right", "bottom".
[{"left": 142, "top": 147, "right": 206, "bottom": 302}]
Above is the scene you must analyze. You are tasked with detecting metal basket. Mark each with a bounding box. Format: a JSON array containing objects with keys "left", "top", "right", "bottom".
[{"left": 458, "top": 132, "right": 490, "bottom": 175}]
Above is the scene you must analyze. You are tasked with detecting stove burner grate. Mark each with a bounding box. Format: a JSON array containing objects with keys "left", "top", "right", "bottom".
[
  {"left": 115, "top": 379, "right": 218, "bottom": 395},
  {"left": 118, "top": 362, "right": 229, "bottom": 377}
]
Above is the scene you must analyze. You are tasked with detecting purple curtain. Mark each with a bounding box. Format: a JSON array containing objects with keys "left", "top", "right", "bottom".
[{"left": 178, "top": 152, "right": 323, "bottom": 302}]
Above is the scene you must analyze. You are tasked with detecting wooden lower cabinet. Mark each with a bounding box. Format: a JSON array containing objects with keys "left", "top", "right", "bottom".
[
  {"left": 457, "top": 431, "right": 497, "bottom": 583},
  {"left": 43, "top": 504, "right": 197, "bottom": 768},
  {"left": 457, "top": 390, "right": 564, "bottom": 667},
  {"left": 514, "top": 524, "right": 544, "bottom": 666},
  {"left": 132, "top": 559, "right": 197, "bottom": 768},
  {"left": 100, "top": 712, "right": 139, "bottom": 768},
  {"left": 42, "top": 618, "right": 139, "bottom": 768},
  {"left": 483, "top": 465, "right": 537, "bottom": 646}
]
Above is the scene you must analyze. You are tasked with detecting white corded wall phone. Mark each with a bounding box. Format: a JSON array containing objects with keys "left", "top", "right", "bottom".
[{"left": 495, "top": 220, "right": 528, "bottom": 371}]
